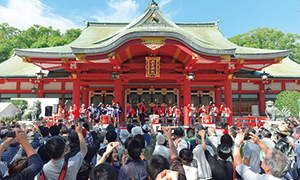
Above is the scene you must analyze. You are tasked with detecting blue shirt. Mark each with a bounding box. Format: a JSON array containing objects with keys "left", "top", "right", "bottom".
[
  {"left": 143, "top": 133, "right": 151, "bottom": 147},
  {"left": 1, "top": 146, "right": 19, "bottom": 167}
]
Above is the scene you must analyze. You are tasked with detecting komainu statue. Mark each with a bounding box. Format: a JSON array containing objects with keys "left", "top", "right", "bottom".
[
  {"left": 265, "top": 100, "right": 290, "bottom": 121},
  {"left": 22, "top": 100, "right": 41, "bottom": 121}
]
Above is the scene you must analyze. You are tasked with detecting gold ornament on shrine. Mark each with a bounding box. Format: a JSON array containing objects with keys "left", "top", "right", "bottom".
[
  {"left": 145, "top": 57, "right": 160, "bottom": 78},
  {"left": 173, "top": 88, "right": 177, "bottom": 95},
  {"left": 137, "top": 88, "right": 143, "bottom": 95},
  {"left": 209, "top": 91, "right": 214, "bottom": 97},
  {"left": 101, "top": 90, "right": 106, "bottom": 97},
  {"left": 141, "top": 37, "right": 166, "bottom": 51},
  {"left": 149, "top": 87, "right": 155, "bottom": 94},
  {"left": 161, "top": 88, "right": 167, "bottom": 95},
  {"left": 127, "top": 88, "right": 131, "bottom": 95},
  {"left": 198, "top": 91, "right": 203, "bottom": 97}
]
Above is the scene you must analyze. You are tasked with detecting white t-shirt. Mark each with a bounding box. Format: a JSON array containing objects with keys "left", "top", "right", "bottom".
[
  {"left": 183, "top": 165, "right": 198, "bottom": 180},
  {"left": 153, "top": 145, "right": 170, "bottom": 161},
  {"left": 42, "top": 152, "right": 84, "bottom": 180}
]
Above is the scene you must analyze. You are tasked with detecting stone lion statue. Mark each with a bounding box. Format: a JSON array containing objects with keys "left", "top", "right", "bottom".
[{"left": 265, "top": 100, "right": 290, "bottom": 121}]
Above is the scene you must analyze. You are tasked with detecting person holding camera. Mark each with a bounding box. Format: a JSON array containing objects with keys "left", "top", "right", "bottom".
[{"left": 243, "top": 127, "right": 261, "bottom": 174}]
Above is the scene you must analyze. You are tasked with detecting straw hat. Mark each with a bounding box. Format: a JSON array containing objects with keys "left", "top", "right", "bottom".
[{"left": 276, "top": 124, "right": 289, "bottom": 135}]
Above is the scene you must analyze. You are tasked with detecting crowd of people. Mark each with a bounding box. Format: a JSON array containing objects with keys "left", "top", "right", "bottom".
[{"left": 0, "top": 115, "right": 299, "bottom": 180}]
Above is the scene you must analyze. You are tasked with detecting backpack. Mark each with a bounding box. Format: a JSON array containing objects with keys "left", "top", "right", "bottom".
[
  {"left": 39, "top": 157, "right": 69, "bottom": 180},
  {"left": 76, "top": 159, "right": 92, "bottom": 180}
]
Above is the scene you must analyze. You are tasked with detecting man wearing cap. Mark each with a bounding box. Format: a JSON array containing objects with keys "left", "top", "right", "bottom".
[
  {"left": 142, "top": 125, "right": 151, "bottom": 147},
  {"left": 173, "top": 127, "right": 189, "bottom": 153},
  {"left": 153, "top": 134, "right": 170, "bottom": 161},
  {"left": 275, "top": 124, "right": 290, "bottom": 156},
  {"left": 120, "top": 129, "right": 130, "bottom": 147}
]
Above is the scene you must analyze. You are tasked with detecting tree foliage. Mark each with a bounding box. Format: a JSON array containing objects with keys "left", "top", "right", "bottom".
[
  {"left": 6, "top": 99, "right": 28, "bottom": 121},
  {"left": 0, "top": 23, "right": 82, "bottom": 63},
  {"left": 228, "top": 27, "right": 300, "bottom": 64},
  {"left": 274, "top": 91, "right": 300, "bottom": 118}
]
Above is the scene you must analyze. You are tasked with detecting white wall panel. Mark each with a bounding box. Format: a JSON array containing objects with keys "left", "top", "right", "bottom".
[
  {"left": 20, "top": 82, "right": 33, "bottom": 90},
  {"left": 65, "top": 82, "right": 73, "bottom": 90},
  {"left": 265, "top": 83, "right": 281, "bottom": 91},
  {"left": 43, "top": 82, "right": 61, "bottom": 90},
  {"left": 242, "top": 83, "right": 259, "bottom": 90},
  {"left": 0, "top": 82, "right": 16, "bottom": 90},
  {"left": 232, "top": 83, "right": 238, "bottom": 90},
  {"left": 286, "top": 83, "right": 300, "bottom": 91}
]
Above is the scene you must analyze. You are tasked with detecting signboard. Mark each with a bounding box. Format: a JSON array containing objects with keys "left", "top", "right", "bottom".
[{"left": 145, "top": 57, "right": 160, "bottom": 78}]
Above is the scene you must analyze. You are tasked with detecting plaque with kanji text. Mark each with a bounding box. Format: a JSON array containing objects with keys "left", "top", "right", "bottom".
[{"left": 145, "top": 57, "right": 160, "bottom": 78}]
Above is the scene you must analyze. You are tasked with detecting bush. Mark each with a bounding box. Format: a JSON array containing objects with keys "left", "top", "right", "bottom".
[{"left": 274, "top": 91, "right": 300, "bottom": 118}]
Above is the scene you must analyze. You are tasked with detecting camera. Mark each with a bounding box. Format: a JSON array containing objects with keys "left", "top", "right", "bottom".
[{"left": 7, "top": 130, "right": 16, "bottom": 138}]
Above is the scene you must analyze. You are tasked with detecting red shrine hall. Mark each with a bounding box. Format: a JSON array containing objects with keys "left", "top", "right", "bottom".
[{"left": 0, "top": 2, "right": 299, "bottom": 126}]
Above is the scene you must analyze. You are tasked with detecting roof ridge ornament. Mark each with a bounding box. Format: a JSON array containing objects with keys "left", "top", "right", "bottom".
[
  {"left": 151, "top": 0, "right": 158, "bottom": 6},
  {"left": 146, "top": 0, "right": 159, "bottom": 11}
]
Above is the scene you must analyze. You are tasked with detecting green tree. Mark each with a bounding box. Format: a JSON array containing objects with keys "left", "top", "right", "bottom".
[
  {"left": 0, "top": 23, "right": 82, "bottom": 63},
  {"left": 6, "top": 99, "right": 28, "bottom": 121},
  {"left": 228, "top": 27, "right": 300, "bottom": 64},
  {"left": 274, "top": 91, "right": 300, "bottom": 118}
]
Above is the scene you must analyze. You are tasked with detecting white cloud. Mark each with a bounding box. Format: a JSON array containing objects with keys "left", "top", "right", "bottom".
[
  {"left": 92, "top": 0, "right": 139, "bottom": 22},
  {"left": 158, "top": 0, "right": 172, "bottom": 10},
  {"left": 0, "top": 0, "right": 78, "bottom": 32}
]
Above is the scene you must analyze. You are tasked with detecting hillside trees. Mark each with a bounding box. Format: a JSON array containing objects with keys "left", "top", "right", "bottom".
[{"left": 0, "top": 23, "right": 81, "bottom": 63}]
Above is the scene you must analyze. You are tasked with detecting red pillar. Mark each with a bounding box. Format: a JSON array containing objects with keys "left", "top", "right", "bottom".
[
  {"left": 224, "top": 75, "right": 233, "bottom": 126},
  {"left": 37, "top": 83, "right": 44, "bottom": 98},
  {"left": 259, "top": 83, "right": 265, "bottom": 116},
  {"left": 183, "top": 79, "right": 191, "bottom": 126},
  {"left": 72, "top": 77, "right": 80, "bottom": 108},
  {"left": 82, "top": 88, "right": 89, "bottom": 106},
  {"left": 215, "top": 88, "right": 222, "bottom": 122},
  {"left": 114, "top": 79, "right": 122, "bottom": 123}
]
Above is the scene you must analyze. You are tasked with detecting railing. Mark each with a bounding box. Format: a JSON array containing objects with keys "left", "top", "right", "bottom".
[{"left": 235, "top": 117, "right": 268, "bottom": 128}]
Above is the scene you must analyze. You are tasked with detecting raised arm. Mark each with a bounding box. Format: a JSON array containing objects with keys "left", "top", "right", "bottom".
[
  {"left": 0, "top": 137, "right": 15, "bottom": 158},
  {"left": 249, "top": 132, "right": 269, "bottom": 154},
  {"left": 75, "top": 122, "right": 88, "bottom": 157},
  {"left": 163, "top": 126, "right": 177, "bottom": 159},
  {"left": 199, "top": 130, "right": 206, "bottom": 150},
  {"left": 97, "top": 142, "right": 119, "bottom": 166},
  {"left": 233, "top": 132, "right": 244, "bottom": 167}
]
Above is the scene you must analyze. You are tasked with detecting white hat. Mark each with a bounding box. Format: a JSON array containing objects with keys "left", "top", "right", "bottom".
[
  {"left": 156, "top": 134, "right": 166, "bottom": 145},
  {"left": 120, "top": 129, "right": 129, "bottom": 140},
  {"left": 120, "top": 129, "right": 130, "bottom": 140},
  {"left": 142, "top": 125, "right": 150, "bottom": 132},
  {"left": 132, "top": 126, "right": 143, "bottom": 136}
]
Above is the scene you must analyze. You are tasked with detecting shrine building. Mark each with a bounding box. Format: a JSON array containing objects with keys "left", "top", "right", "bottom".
[{"left": 0, "top": 2, "right": 300, "bottom": 126}]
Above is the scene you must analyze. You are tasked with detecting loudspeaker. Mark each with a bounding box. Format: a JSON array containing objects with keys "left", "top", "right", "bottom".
[
  {"left": 252, "top": 105, "right": 259, "bottom": 117},
  {"left": 45, "top": 106, "right": 53, "bottom": 116},
  {"left": 53, "top": 104, "right": 58, "bottom": 113}
]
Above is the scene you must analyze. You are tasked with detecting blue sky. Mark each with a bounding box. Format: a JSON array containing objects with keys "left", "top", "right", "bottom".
[{"left": 0, "top": 0, "right": 299, "bottom": 38}]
